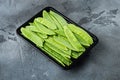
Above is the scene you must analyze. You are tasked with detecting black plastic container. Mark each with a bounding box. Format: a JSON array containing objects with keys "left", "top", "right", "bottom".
[{"left": 16, "top": 7, "right": 98, "bottom": 69}]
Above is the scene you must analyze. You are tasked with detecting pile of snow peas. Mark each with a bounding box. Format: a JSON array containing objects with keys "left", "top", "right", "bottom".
[{"left": 21, "top": 10, "right": 93, "bottom": 67}]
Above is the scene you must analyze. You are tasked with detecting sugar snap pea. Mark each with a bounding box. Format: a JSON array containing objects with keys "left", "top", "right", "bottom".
[
  {"left": 68, "top": 24, "right": 93, "bottom": 45},
  {"left": 64, "top": 25, "right": 85, "bottom": 52},
  {"left": 35, "top": 17, "right": 57, "bottom": 30},
  {"left": 21, "top": 27, "right": 44, "bottom": 47}
]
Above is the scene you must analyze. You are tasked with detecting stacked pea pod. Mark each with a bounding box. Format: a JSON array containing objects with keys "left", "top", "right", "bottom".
[{"left": 21, "top": 10, "right": 93, "bottom": 67}]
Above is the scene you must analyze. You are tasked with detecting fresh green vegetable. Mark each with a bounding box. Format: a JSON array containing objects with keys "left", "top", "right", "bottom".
[
  {"left": 35, "top": 17, "right": 57, "bottom": 30},
  {"left": 34, "top": 21, "right": 55, "bottom": 35},
  {"left": 36, "top": 33, "right": 48, "bottom": 39},
  {"left": 45, "top": 37, "right": 68, "bottom": 51},
  {"left": 43, "top": 10, "right": 55, "bottom": 24},
  {"left": 71, "top": 51, "right": 83, "bottom": 59},
  {"left": 21, "top": 27, "right": 44, "bottom": 47},
  {"left": 74, "top": 33, "right": 90, "bottom": 47},
  {"left": 49, "top": 13, "right": 63, "bottom": 30},
  {"left": 50, "top": 10, "right": 68, "bottom": 26},
  {"left": 39, "top": 45, "right": 66, "bottom": 67},
  {"left": 43, "top": 43, "right": 72, "bottom": 66},
  {"left": 20, "top": 10, "right": 94, "bottom": 67},
  {"left": 68, "top": 24, "right": 93, "bottom": 45},
  {"left": 45, "top": 38, "right": 71, "bottom": 59},
  {"left": 53, "top": 35, "right": 76, "bottom": 51},
  {"left": 45, "top": 41, "right": 71, "bottom": 59},
  {"left": 64, "top": 25, "right": 85, "bottom": 52}
]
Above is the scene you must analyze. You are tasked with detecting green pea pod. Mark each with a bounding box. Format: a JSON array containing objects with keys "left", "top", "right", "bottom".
[
  {"left": 49, "top": 10, "right": 68, "bottom": 27},
  {"left": 68, "top": 24, "right": 93, "bottom": 45},
  {"left": 39, "top": 45, "right": 66, "bottom": 67},
  {"left": 74, "top": 33, "right": 90, "bottom": 47},
  {"left": 35, "top": 17, "right": 57, "bottom": 30},
  {"left": 26, "top": 26, "right": 41, "bottom": 33},
  {"left": 45, "top": 38, "right": 71, "bottom": 58},
  {"left": 43, "top": 10, "right": 55, "bottom": 24},
  {"left": 21, "top": 28, "right": 44, "bottom": 47},
  {"left": 36, "top": 33, "right": 48, "bottom": 39},
  {"left": 71, "top": 51, "right": 83, "bottom": 59},
  {"left": 29, "top": 22, "right": 35, "bottom": 26},
  {"left": 45, "top": 37, "right": 71, "bottom": 57},
  {"left": 54, "top": 30, "right": 65, "bottom": 37},
  {"left": 49, "top": 13, "right": 63, "bottom": 30},
  {"left": 53, "top": 36, "right": 76, "bottom": 51},
  {"left": 45, "top": 37, "right": 68, "bottom": 50},
  {"left": 34, "top": 21, "right": 55, "bottom": 35},
  {"left": 64, "top": 25, "right": 85, "bottom": 52},
  {"left": 44, "top": 42, "right": 72, "bottom": 66}
]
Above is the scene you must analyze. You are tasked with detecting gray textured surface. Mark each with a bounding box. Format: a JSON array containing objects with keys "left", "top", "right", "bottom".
[{"left": 0, "top": 0, "right": 120, "bottom": 80}]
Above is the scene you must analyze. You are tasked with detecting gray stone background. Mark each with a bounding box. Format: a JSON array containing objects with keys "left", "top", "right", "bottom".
[{"left": 0, "top": 0, "right": 120, "bottom": 80}]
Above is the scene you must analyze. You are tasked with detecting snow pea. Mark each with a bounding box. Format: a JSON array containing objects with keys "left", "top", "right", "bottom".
[
  {"left": 21, "top": 27, "right": 44, "bottom": 47},
  {"left": 64, "top": 25, "right": 85, "bottom": 52},
  {"left": 43, "top": 10, "right": 55, "bottom": 24},
  {"left": 34, "top": 21, "right": 55, "bottom": 35},
  {"left": 36, "top": 33, "right": 48, "bottom": 39},
  {"left": 39, "top": 45, "right": 66, "bottom": 67},
  {"left": 35, "top": 17, "right": 57, "bottom": 30},
  {"left": 45, "top": 37, "right": 71, "bottom": 57},
  {"left": 74, "top": 33, "right": 90, "bottom": 47},
  {"left": 53, "top": 36, "right": 76, "bottom": 51},
  {"left": 44, "top": 42, "right": 72, "bottom": 66},
  {"left": 49, "top": 10, "right": 68, "bottom": 27},
  {"left": 68, "top": 24, "right": 93, "bottom": 45},
  {"left": 71, "top": 51, "right": 83, "bottom": 59}
]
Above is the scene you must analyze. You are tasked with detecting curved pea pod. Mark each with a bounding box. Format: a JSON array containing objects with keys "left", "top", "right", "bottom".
[
  {"left": 46, "top": 37, "right": 68, "bottom": 51},
  {"left": 21, "top": 28, "right": 44, "bottom": 47},
  {"left": 39, "top": 45, "right": 65, "bottom": 67},
  {"left": 45, "top": 42, "right": 71, "bottom": 60},
  {"left": 48, "top": 13, "right": 63, "bottom": 30},
  {"left": 29, "top": 22, "right": 35, "bottom": 26},
  {"left": 68, "top": 24, "right": 93, "bottom": 45},
  {"left": 36, "top": 33, "right": 48, "bottom": 39},
  {"left": 74, "top": 33, "right": 90, "bottom": 47},
  {"left": 53, "top": 36, "right": 76, "bottom": 51},
  {"left": 34, "top": 21, "right": 55, "bottom": 35},
  {"left": 35, "top": 17, "right": 57, "bottom": 30},
  {"left": 45, "top": 37, "right": 71, "bottom": 57},
  {"left": 43, "top": 10, "right": 55, "bottom": 24},
  {"left": 44, "top": 42, "right": 72, "bottom": 66},
  {"left": 49, "top": 10, "right": 68, "bottom": 26},
  {"left": 64, "top": 25, "right": 85, "bottom": 52},
  {"left": 71, "top": 51, "right": 84, "bottom": 59},
  {"left": 45, "top": 38, "right": 71, "bottom": 59},
  {"left": 26, "top": 26, "right": 41, "bottom": 33},
  {"left": 54, "top": 30, "right": 65, "bottom": 37}
]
